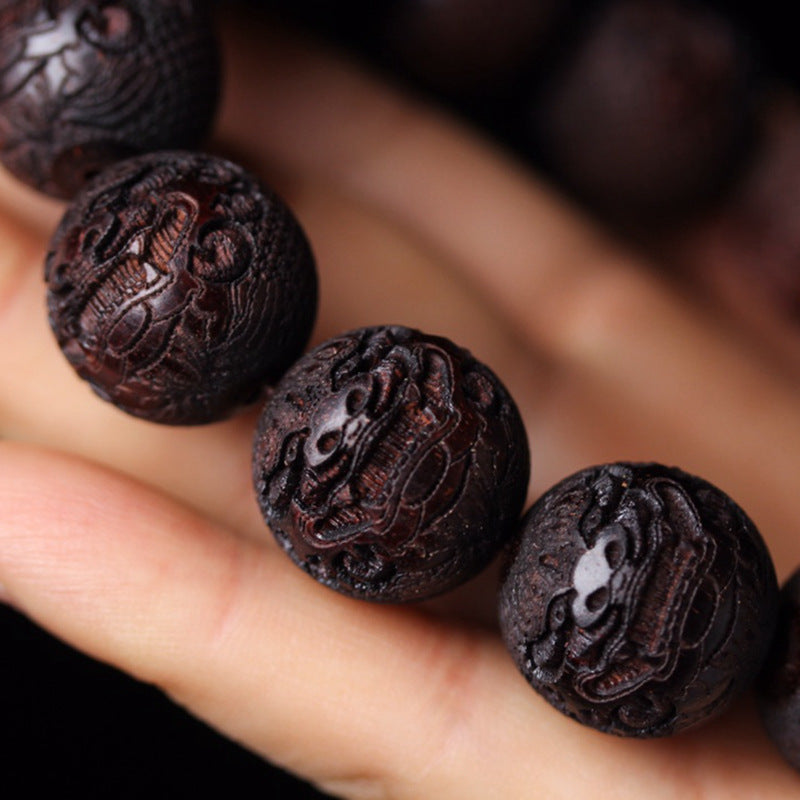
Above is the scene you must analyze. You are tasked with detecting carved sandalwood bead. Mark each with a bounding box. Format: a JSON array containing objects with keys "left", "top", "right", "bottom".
[
  {"left": 46, "top": 150, "right": 317, "bottom": 425},
  {"left": 0, "top": 0, "right": 219, "bottom": 198},
  {"left": 499, "top": 462, "right": 778, "bottom": 737},
  {"left": 757, "top": 569, "right": 800, "bottom": 771},
  {"left": 252, "top": 325, "right": 530, "bottom": 602}
]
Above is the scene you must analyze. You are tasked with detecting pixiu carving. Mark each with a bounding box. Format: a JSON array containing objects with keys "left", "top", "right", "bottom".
[
  {"left": 253, "top": 325, "right": 530, "bottom": 602},
  {"left": 46, "top": 151, "right": 317, "bottom": 424},
  {"left": 499, "top": 462, "right": 779, "bottom": 737},
  {"left": 0, "top": 0, "right": 218, "bottom": 197}
]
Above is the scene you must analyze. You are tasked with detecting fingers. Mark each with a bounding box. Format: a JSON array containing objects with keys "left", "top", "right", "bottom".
[
  {"left": 0, "top": 441, "right": 512, "bottom": 798},
  {"left": 1, "top": 442, "right": 797, "bottom": 800},
  {"left": 0, "top": 174, "right": 547, "bottom": 541},
  {"left": 218, "top": 12, "right": 800, "bottom": 573},
  {"left": 0, "top": 13, "right": 547, "bottom": 538},
  {"left": 0, "top": 211, "right": 40, "bottom": 314},
  {"left": 214, "top": 18, "right": 680, "bottom": 372},
  {"left": 4, "top": 12, "right": 800, "bottom": 577},
  {"left": 218, "top": 12, "right": 619, "bottom": 316}
]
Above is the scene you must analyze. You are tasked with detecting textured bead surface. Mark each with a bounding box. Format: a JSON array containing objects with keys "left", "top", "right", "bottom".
[
  {"left": 253, "top": 325, "right": 530, "bottom": 602},
  {"left": 499, "top": 462, "right": 778, "bottom": 737},
  {"left": 46, "top": 150, "right": 317, "bottom": 425},
  {"left": 0, "top": 0, "right": 219, "bottom": 198},
  {"left": 758, "top": 569, "right": 800, "bottom": 771}
]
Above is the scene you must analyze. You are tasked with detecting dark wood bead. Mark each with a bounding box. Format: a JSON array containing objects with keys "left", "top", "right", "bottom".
[
  {"left": 528, "top": 0, "right": 757, "bottom": 222},
  {"left": 46, "top": 150, "right": 317, "bottom": 425},
  {"left": 0, "top": 0, "right": 220, "bottom": 198},
  {"left": 252, "top": 325, "right": 530, "bottom": 602},
  {"left": 499, "top": 462, "right": 778, "bottom": 737},
  {"left": 757, "top": 569, "right": 800, "bottom": 771}
]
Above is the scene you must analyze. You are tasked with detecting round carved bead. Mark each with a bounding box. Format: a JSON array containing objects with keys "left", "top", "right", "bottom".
[
  {"left": 757, "top": 569, "right": 800, "bottom": 771},
  {"left": 499, "top": 462, "right": 778, "bottom": 737},
  {"left": 46, "top": 150, "right": 318, "bottom": 425},
  {"left": 252, "top": 325, "right": 530, "bottom": 602},
  {"left": 0, "top": 0, "right": 219, "bottom": 198}
]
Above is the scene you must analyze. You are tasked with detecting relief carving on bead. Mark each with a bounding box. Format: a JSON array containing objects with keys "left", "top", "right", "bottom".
[
  {"left": 46, "top": 152, "right": 316, "bottom": 424},
  {"left": 254, "top": 326, "right": 530, "bottom": 601},
  {"left": 502, "top": 463, "right": 777, "bottom": 736}
]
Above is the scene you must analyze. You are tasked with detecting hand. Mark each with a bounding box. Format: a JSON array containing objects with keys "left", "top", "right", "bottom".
[{"left": 2, "top": 10, "right": 799, "bottom": 798}]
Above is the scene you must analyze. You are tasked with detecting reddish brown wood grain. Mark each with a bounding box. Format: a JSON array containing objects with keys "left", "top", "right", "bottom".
[
  {"left": 253, "top": 325, "right": 530, "bottom": 602},
  {"left": 46, "top": 150, "right": 317, "bottom": 424}
]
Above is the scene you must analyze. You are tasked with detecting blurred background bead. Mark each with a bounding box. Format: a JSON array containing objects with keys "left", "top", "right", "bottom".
[
  {"left": 527, "top": 0, "right": 760, "bottom": 225},
  {"left": 379, "top": 0, "right": 571, "bottom": 98}
]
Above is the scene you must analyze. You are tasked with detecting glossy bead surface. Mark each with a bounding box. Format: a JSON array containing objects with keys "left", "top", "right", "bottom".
[
  {"left": 46, "top": 151, "right": 317, "bottom": 425},
  {"left": 253, "top": 325, "right": 530, "bottom": 602},
  {"left": 0, "top": 0, "right": 219, "bottom": 198},
  {"left": 499, "top": 462, "right": 778, "bottom": 737}
]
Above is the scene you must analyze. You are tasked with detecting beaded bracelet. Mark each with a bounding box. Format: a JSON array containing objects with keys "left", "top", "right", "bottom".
[{"left": 2, "top": 0, "right": 798, "bottom": 772}]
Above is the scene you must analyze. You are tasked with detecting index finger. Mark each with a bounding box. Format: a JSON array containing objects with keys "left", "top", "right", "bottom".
[{"left": 1, "top": 442, "right": 798, "bottom": 800}]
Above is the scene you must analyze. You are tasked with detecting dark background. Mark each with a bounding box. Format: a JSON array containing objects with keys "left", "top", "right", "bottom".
[{"left": 1, "top": 604, "right": 326, "bottom": 797}]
